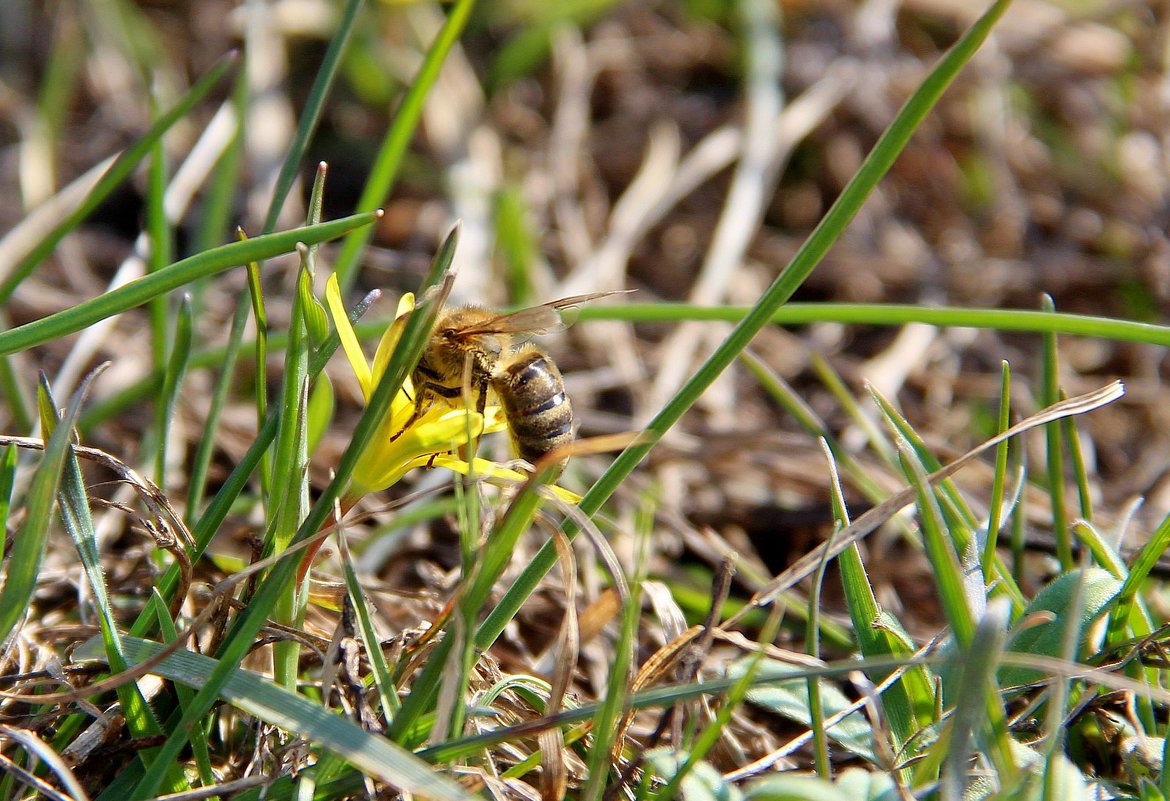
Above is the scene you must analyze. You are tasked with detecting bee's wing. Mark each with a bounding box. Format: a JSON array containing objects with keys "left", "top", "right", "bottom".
[{"left": 454, "top": 290, "right": 631, "bottom": 337}]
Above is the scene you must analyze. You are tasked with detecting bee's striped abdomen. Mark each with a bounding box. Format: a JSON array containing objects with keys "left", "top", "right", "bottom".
[{"left": 496, "top": 350, "right": 573, "bottom": 465}]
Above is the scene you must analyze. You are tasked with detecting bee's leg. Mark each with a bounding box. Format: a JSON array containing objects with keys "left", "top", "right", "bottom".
[
  {"left": 389, "top": 384, "right": 453, "bottom": 442},
  {"left": 475, "top": 378, "right": 488, "bottom": 416}
]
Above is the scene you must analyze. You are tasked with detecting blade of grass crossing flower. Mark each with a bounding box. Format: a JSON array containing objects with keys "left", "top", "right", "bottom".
[
  {"left": 0, "top": 211, "right": 381, "bottom": 357},
  {"left": 333, "top": 0, "right": 475, "bottom": 293},
  {"left": 983, "top": 362, "right": 1012, "bottom": 575},
  {"left": 131, "top": 232, "right": 460, "bottom": 795},
  {"left": 1041, "top": 295, "right": 1071, "bottom": 568},
  {"left": 155, "top": 294, "right": 192, "bottom": 490},
  {"left": 0, "top": 369, "right": 99, "bottom": 644},
  {"left": 821, "top": 440, "right": 935, "bottom": 756},
  {"left": 129, "top": 290, "right": 379, "bottom": 638},
  {"left": 0, "top": 52, "right": 236, "bottom": 306},
  {"left": 389, "top": 454, "right": 561, "bottom": 742},
  {"left": 478, "top": 0, "right": 1011, "bottom": 657}
]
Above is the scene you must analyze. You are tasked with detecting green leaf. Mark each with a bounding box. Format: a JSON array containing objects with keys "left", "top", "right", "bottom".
[
  {"left": 1000, "top": 568, "right": 1122, "bottom": 687},
  {"left": 742, "top": 661, "right": 876, "bottom": 763}
]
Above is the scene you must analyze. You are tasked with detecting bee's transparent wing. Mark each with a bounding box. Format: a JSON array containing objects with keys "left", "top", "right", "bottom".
[{"left": 454, "top": 291, "right": 630, "bottom": 337}]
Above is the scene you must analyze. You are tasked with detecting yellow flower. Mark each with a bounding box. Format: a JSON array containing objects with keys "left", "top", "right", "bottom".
[{"left": 325, "top": 274, "right": 507, "bottom": 498}]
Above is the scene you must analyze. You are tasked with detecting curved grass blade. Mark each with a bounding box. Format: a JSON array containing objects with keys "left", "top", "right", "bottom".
[{"left": 0, "top": 211, "right": 380, "bottom": 357}]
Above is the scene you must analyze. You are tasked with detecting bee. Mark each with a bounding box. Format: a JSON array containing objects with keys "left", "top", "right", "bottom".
[{"left": 410, "top": 292, "right": 621, "bottom": 468}]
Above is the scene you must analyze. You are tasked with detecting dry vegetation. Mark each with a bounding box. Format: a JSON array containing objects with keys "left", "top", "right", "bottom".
[{"left": 1, "top": 0, "right": 1169, "bottom": 799}]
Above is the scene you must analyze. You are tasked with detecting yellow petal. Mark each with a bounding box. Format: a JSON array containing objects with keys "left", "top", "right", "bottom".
[
  {"left": 371, "top": 292, "right": 416, "bottom": 389},
  {"left": 429, "top": 455, "right": 582, "bottom": 504},
  {"left": 325, "top": 273, "right": 372, "bottom": 399},
  {"left": 349, "top": 409, "right": 486, "bottom": 496}
]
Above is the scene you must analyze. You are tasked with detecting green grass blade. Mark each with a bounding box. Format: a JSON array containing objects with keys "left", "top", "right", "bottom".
[
  {"left": 339, "top": 531, "right": 399, "bottom": 723},
  {"left": 259, "top": 0, "right": 364, "bottom": 235},
  {"left": 1106, "top": 510, "right": 1170, "bottom": 645},
  {"left": 898, "top": 438, "right": 976, "bottom": 648},
  {"left": 578, "top": 302, "right": 1170, "bottom": 346},
  {"left": 942, "top": 599, "right": 1014, "bottom": 798},
  {"left": 983, "top": 361, "right": 1012, "bottom": 574},
  {"left": 332, "top": 0, "right": 475, "bottom": 292},
  {"left": 480, "top": 0, "right": 1013, "bottom": 656},
  {"left": 86, "top": 636, "right": 477, "bottom": 801},
  {"left": 0, "top": 369, "right": 99, "bottom": 644},
  {"left": 0, "top": 52, "right": 237, "bottom": 306},
  {"left": 1040, "top": 295, "right": 1070, "bottom": 569},
  {"left": 184, "top": 297, "right": 246, "bottom": 518},
  {"left": 1062, "top": 410, "right": 1093, "bottom": 522},
  {"left": 0, "top": 211, "right": 381, "bottom": 357},
  {"left": 150, "top": 592, "right": 215, "bottom": 787},
  {"left": 46, "top": 383, "right": 182, "bottom": 788},
  {"left": 0, "top": 445, "right": 15, "bottom": 560},
  {"left": 146, "top": 99, "right": 173, "bottom": 369},
  {"left": 389, "top": 458, "right": 563, "bottom": 742},
  {"left": 822, "top": 440, "right": 933, "bottom": 754},
  {"left": 155, "top": 293, "right": 192, "bottom": 489}
]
